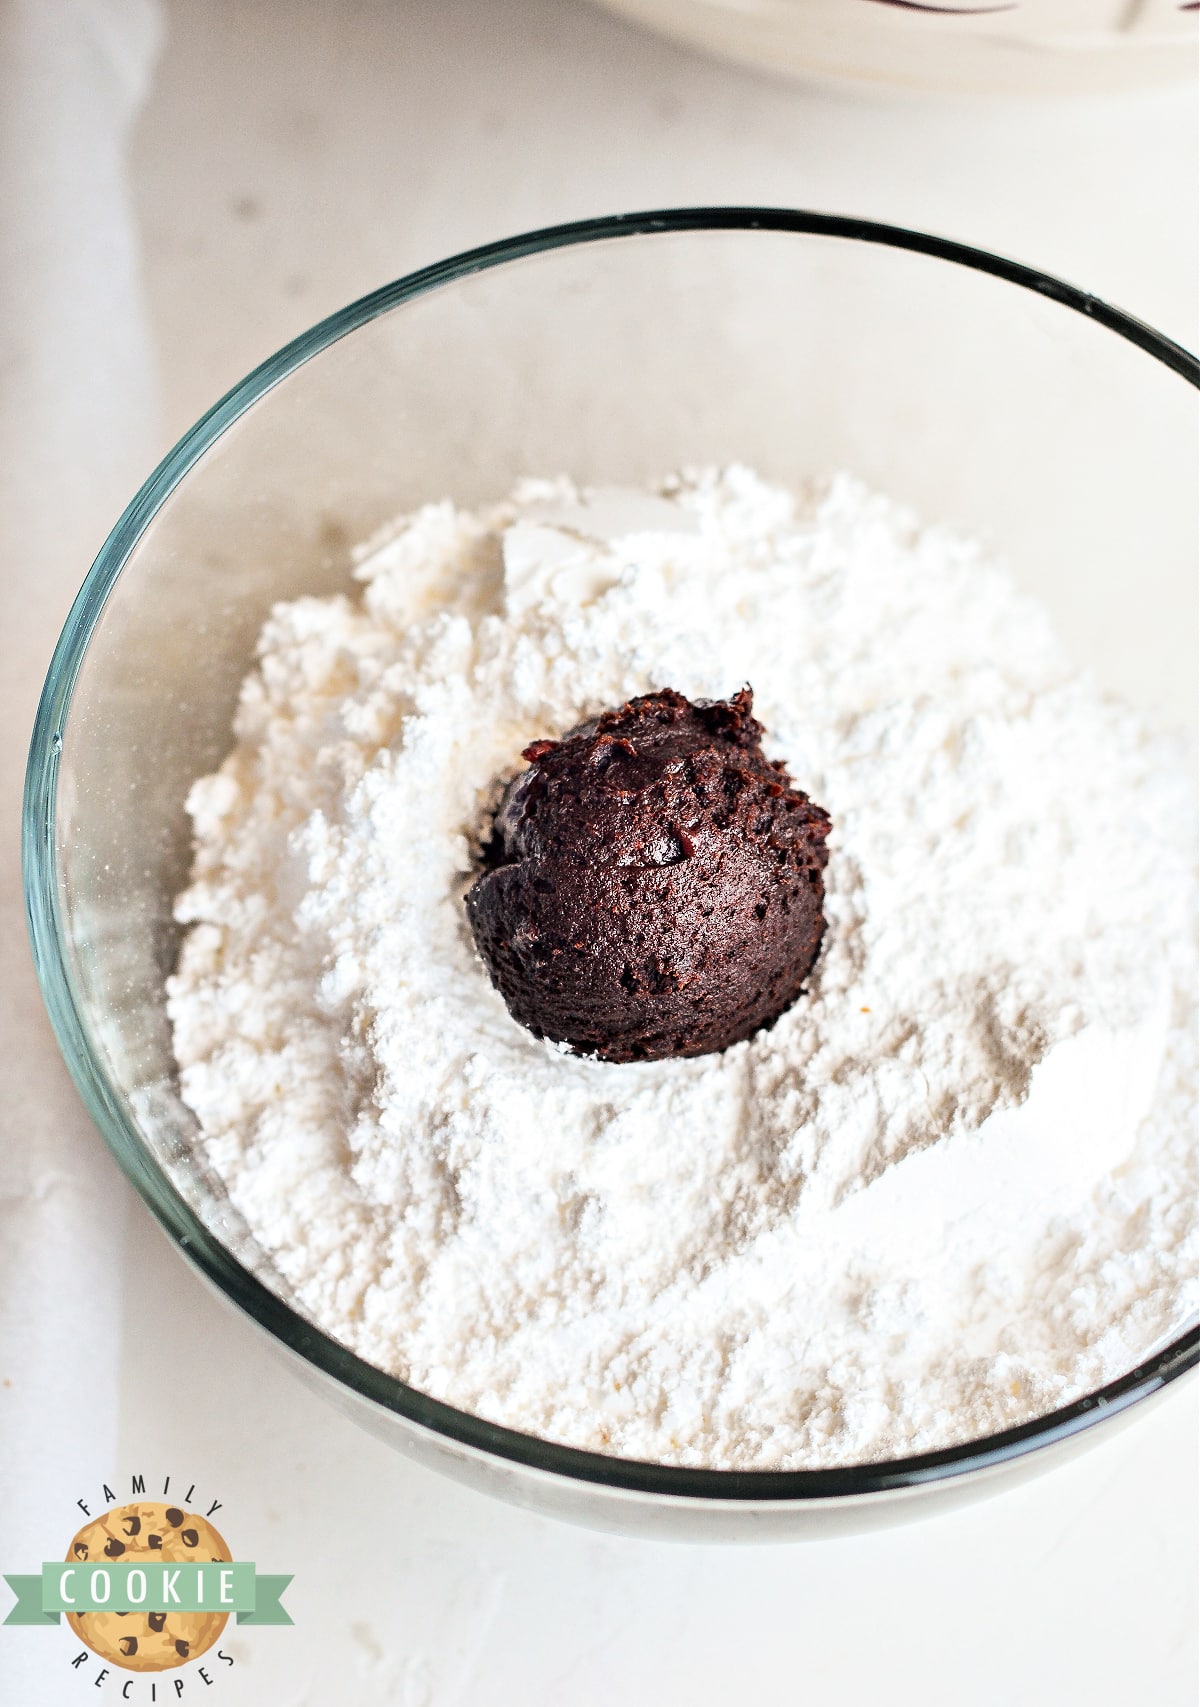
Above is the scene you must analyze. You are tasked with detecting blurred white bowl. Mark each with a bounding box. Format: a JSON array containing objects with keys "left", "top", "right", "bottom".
[{"left": 590, "top": 0, "right": 1197, "bottom": 93}]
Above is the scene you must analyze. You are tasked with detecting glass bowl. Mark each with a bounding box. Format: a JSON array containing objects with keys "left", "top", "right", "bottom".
[{"left": 24, "top": 210, "right": 1199, "bottom": 1540}]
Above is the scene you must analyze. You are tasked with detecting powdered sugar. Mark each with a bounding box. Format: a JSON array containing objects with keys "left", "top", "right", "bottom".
[{"left": 168, "top": 467, "right": 1197, "bottom": 1469}]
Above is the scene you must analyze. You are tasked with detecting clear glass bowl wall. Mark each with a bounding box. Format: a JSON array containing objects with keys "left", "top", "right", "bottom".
[{"left": 25, "top": 214, "right": 1199, "bottom": 1539}]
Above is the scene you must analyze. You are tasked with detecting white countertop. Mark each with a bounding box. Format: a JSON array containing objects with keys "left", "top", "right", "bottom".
[{"left": 1, "top": 3, "right": 1196, "bottom": 1702}]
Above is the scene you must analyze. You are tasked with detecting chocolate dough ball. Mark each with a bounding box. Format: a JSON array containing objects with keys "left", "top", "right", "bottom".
[{"left": 465, "top": 687, "right": 831, "bottom": 1063}]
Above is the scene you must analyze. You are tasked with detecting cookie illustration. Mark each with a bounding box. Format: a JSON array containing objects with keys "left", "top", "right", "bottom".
[{"left": 65, "top": 1502, "right": 231, "bottom": 1672}]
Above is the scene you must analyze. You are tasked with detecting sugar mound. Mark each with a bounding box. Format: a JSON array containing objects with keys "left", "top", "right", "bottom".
[{"left": 168, "top": 468, "right": 1198, "bottom": 1469}]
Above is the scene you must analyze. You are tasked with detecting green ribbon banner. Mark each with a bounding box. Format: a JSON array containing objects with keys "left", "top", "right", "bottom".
[{"left": 4, "top": 1563, "right": 292, "bottom": 1626}]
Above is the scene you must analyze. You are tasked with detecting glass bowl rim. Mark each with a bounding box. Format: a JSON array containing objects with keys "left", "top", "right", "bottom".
[{"left": 23, "top": 207, "right": 1200, "bottom": 1503}]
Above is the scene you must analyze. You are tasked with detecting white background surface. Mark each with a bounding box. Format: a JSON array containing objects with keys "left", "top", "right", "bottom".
[{"left": 1, "top": 2, "right": 1197, "bottom": 1703}]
